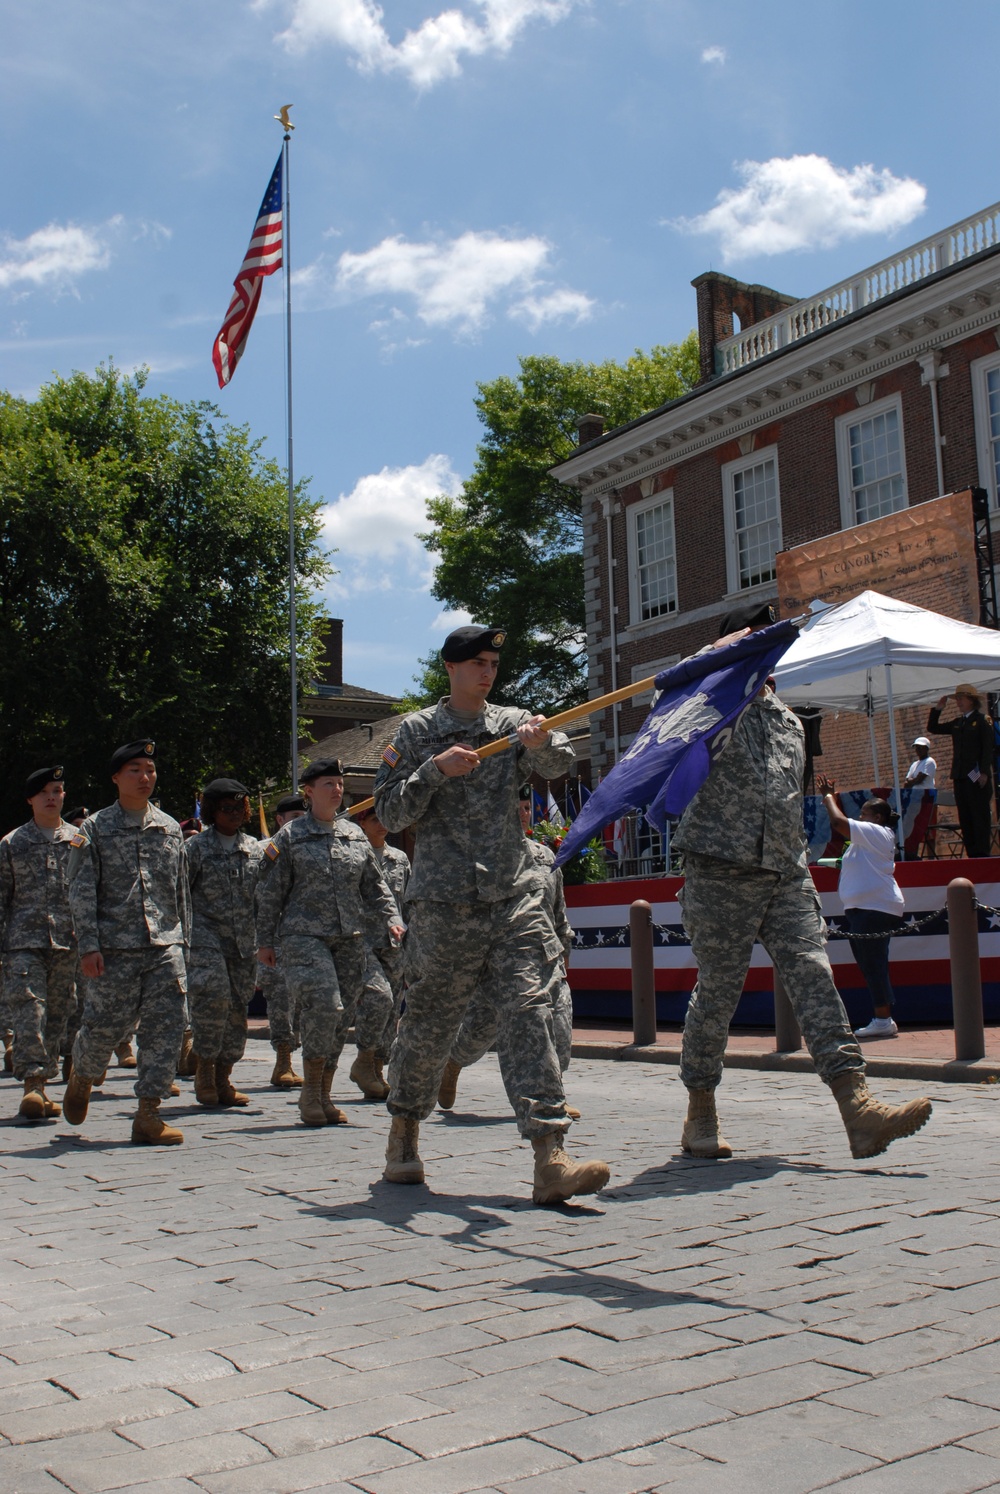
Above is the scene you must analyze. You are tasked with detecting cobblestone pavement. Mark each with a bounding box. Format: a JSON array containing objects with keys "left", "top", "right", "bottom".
[{"left": 2, "top": 1045, "right": 999, "bottom": 1494}]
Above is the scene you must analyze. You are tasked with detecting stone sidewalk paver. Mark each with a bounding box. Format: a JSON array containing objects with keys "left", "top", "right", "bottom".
[{"left": 1, "top": 1044, "right": 999, "bottom": 1493}]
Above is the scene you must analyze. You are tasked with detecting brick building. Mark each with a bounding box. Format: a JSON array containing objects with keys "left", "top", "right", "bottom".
[{"left": 551, "top": 200, "right": 1000, "bottom": 791}]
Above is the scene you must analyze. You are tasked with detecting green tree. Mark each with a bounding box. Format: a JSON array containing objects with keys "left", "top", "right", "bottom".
[
  {"left": 0, "top": 364, "right": 331, "bottom": 828},
  {"left": 409, "top": 335, "right": 699, "bottom": 714}
]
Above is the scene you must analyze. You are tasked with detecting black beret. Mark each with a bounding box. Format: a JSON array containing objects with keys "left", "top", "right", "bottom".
[
  {"left": 202, "top": 778, "right": 250, "bottom": 798},
  {"left": 717, "top": 602, "right": 776, "bottom": 639},
  {"left": 110, "top": 739, "right": 156, "bottom": 774},
  {"left": 26, "top": 765, "right": 65, "bottom": 797},
  {"left": 300, "top": 758, "right": 345, "bottom": 784},
  {"left": 64, "top": 806, "right": 88, "bottom": 823},
  {"left": 441, "top": 625, "right": 506, "bottom": 663},
  {"left": 275, "top": 794, "right": 306, "bottom": 815}
]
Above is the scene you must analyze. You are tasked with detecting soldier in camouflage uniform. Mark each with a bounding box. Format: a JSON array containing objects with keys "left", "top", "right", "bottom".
[
  {"left": 258, "top": 794, "right": 306, "bottom": 1088},
  {"left": 0, "top": 766, "right": 77, "bottom": 1122},
  {"left": 255, "top": 759, "right": 403, "bottom": 1128},
  {"left": 373, "top": 624, "right": 609, "bottom": 1204},
  {"left": 186, "top": 778, "right": 264, "bottom": 1109},
  {"left": 673, "top": 603, "right": 932, "bottom": 1162},
  {"left": 63, "top": 739, "right": 191, "bottom": 1146},
  {"left": 438, "top": 797, "right": 576, "bottom": 1115},
  {"left": 348, "top": 803, "right": 410, "bottom": 1101}
]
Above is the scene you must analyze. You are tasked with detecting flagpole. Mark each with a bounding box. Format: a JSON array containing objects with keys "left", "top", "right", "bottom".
[{"left": 281, "top": 116, "right": 298, "bottom": 791}]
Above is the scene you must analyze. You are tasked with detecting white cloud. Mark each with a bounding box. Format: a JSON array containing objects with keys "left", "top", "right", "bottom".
[
  {"left": 0, "top": 219, "right": 118, "bottom": 293},
  {"left": 326, "top": 229, "right": 592, "bottom": 338},
  {"left": 430, "top": 607, "right": 473, "bottom": 632},
  {"left": 700, "top": 45, "right": 725, "bottom": 64},
  {"left": 675, "top": 154, "right": 927, "bottom": 263},
  {"left": 264, "top": 0, "right": 578, "bottom": 88},
  {"left": 319, "top": 453, "right": 462, "bottom": 595},
  {"left": 510, "top": 286, "right": 594, "bottom": 331}
]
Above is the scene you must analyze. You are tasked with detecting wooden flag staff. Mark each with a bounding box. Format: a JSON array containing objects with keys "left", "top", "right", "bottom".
[{"left": 345, "top": 672, "right": 660, "bottom": 819}]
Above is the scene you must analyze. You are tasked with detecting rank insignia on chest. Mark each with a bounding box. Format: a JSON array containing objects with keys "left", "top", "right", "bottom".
[
  {"left": 263, "top": 840, "right": 280, "bottom": 861},
  {"left": 381, "top": 743, "right": 401, "bottom": 768},
  {"left": 69, "top": 834, "right": 87, "bottom": 848}
]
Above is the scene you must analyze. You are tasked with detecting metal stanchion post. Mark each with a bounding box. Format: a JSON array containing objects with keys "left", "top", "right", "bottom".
[
  {"left": 630, "top": 900, "right": 657, "bottom": 1046},
  {"left": 773, "top": 968, "right": 802, "bottom": 1052},
  {"left": 948, "top": 877, "right": 985, "bottom": 1061}
]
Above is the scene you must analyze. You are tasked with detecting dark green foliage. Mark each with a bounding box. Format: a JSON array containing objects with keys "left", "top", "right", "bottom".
[
  {"left": 0, "top": 365, "right": 330, "bottom": 828},
  {"left": 410, "top": 335, "right": 700, "bottom": 713}
]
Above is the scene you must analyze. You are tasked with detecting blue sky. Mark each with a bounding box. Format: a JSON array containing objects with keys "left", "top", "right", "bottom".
[{"left": 4, "top": 0, "right": 998, "bottom": 698}]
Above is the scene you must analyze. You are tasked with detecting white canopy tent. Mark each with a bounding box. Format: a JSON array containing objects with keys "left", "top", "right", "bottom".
[{"left": 773, "top": 590, "right": 1000, "bottom": 851}]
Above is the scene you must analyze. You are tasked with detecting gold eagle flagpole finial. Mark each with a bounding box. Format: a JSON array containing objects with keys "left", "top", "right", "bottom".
[{"left": 274, "top": 105, "right": 295, "bottom": 132}]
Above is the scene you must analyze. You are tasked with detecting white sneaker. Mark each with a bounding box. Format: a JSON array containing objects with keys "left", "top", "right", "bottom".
[{"left": 854, "top": 1017, "right": 898, "bottom": 1040}]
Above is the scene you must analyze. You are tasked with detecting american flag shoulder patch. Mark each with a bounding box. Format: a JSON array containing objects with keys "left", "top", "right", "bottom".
[
  {"left": 263, "top": 840, "right": 280, "bottom": 861},
  {"left": 70, "top": 833, "right": 87, "bottom": 849},
  {"left": 381, "top": 743, "right": 401, "bottom": 768}
]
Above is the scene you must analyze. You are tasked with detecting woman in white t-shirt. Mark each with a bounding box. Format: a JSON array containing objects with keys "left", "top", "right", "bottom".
[{"left": 818, "top": 775, "right": 905, "bottom": 1041}]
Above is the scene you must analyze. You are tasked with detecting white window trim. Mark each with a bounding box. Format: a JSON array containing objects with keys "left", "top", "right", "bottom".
[
  {"left": 626, "top": 488, "right": 678, "bottom": 627},
  {"left": 721, "top": 444, "right": 781, "bottom": 596},
  {"left": 971, "top": 348, "right": 1000, "bottom": 509},
  {"left": 834, "top": 392, "right": 908, "bottom": 530}
]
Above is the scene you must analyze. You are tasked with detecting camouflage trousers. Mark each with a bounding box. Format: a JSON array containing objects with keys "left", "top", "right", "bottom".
[
  {"left": 451, "top": 965, "right": 573, "bottom": 1075},
  {"left": 281, "top": 933, "right": 365, "bottom": 1068},
  {"left": 387, "top": 894, "right": 570, "bottom": 1139},
  {"left": 677, "top": 855, "right": 865, "bottom": 1091},
  {"left": 354, "top": 949, "right": 403, "bottom": 1060},
  {"left": 259, "top": 953, "right": 300, "bottom": 1053},
  {"left": 188, "top": 942, "right": 256, "bottom": 1064},
  {"left": 73, "top": 946, "right": 187, "bottom": 1100},
  {"left": 3, "top": 948, "right": 77, "bottom": 1080}
]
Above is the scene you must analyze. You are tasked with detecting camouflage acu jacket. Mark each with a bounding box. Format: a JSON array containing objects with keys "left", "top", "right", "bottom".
[
  {"left": 67, "top": 802, "right": 191, "bottom": 954},
  {"left": 362, "top": 842, "right": 410, "bottom": 954},
  {"left": 255, "top": 810, "right": 399, "bottom": 947},
  {"left": 525, "top": 838, "right": 573, "bottom": 962},
  {"left": 0, "top": 820, "right": 77, "bottom": 953},
  {"left": 185, "top": 827, "right": 264, "bottom": 957},
  {"left": 373, "top": 698, "right": 575, "bottom": 903},
  {"left": 673, "top": 689, "right": 809, "bottom": 875}
]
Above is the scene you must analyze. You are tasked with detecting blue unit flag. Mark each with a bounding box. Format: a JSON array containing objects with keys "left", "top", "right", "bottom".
[{"left": 554, "top": 620, "right": 800, "bottom": 866}]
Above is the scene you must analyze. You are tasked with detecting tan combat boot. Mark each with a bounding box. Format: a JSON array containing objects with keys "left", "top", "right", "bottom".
[
  {"left": 298, "top": 1057, "right": 328, "bottom": 1127},
  {"left": 830, "top": 1072, "right": 932, "bottom": 1159},
  {"left": 681, "top": 1089, "right": 733, "bottom": 1159},
  {"left": 115, "top": 1040, "right": 137, "bottom": 1068},
  {"left": 131, "top": 1097, "right": 183, "bottom": 1146},
  {"left": 63, "top": 1068, "right": 92, "bottom": 1125},
  {"left": 177, "top": 1029, "right": 197, "bottom": 1077},
  {"left": 383, "top": 1115, "right": 424, "bottom": 1183},
  {"left": 215, "top": 1062, "right": 249, "bottom": 1107},
  {"left": 19, "top": 1077, "right": 59, "bottom": 1122},
  {"left": 320, "top": 1066, "right": 349, "bottom": 1123},
  {"left": 270, "top": 1043, "right": 302, "bottom": 1088},
  {"left": 531, "top": 1134, "right": 610, "bottom": 1206},
  {"left": 194, "top": 1054, "right": 220, "bottom": 1106},
  {"left": 437, "top": 1059, "right": 461, "bottom": 1110},
  {"left": 349, "top": 1048, "right": 389, "bottom": 1101}
]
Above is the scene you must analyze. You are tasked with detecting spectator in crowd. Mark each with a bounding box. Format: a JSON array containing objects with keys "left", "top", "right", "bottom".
[
  {"left": 904, "top": 737, "right": 937, "bottom": 790},
  {"left": 819, "top": 777, "right": 905, "bottom": 1042}
]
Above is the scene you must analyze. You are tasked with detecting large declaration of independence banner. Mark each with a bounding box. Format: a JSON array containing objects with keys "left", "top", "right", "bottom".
[{"left": 776, "top": 489, "right": 980, "bottom": 624}]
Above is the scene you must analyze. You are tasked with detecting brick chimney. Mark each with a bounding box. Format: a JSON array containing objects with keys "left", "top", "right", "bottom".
[
  {"left": 315, "top": 617, "right": 343, "bottom": 689},
  {"left": 692, "top": 272, "right": 798, "bottom": 385},
  {"left": 576, "top": 413, "right": 605, "bottom": 446}
]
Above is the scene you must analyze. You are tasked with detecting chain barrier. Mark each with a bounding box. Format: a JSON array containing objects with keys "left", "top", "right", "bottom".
[{"left": 638, "top": 894, "right": 999, "bottom": 946}]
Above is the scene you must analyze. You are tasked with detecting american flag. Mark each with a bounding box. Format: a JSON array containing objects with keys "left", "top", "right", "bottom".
[{"left": 212, "top": 152, "right": 283, "bottom": 388}]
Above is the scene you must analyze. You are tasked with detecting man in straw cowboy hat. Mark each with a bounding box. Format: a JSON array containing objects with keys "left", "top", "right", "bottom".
[{"left": 927, "top": 685, "right": 995, "bottom": 857}]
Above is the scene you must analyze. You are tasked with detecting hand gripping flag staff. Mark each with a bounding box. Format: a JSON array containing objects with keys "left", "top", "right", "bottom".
[
  {"left": 348, "top": 618, "right": 802, "bottom": 832},
  {"left": 212, "top": 107, "right": 303, "bottom": 791}
]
